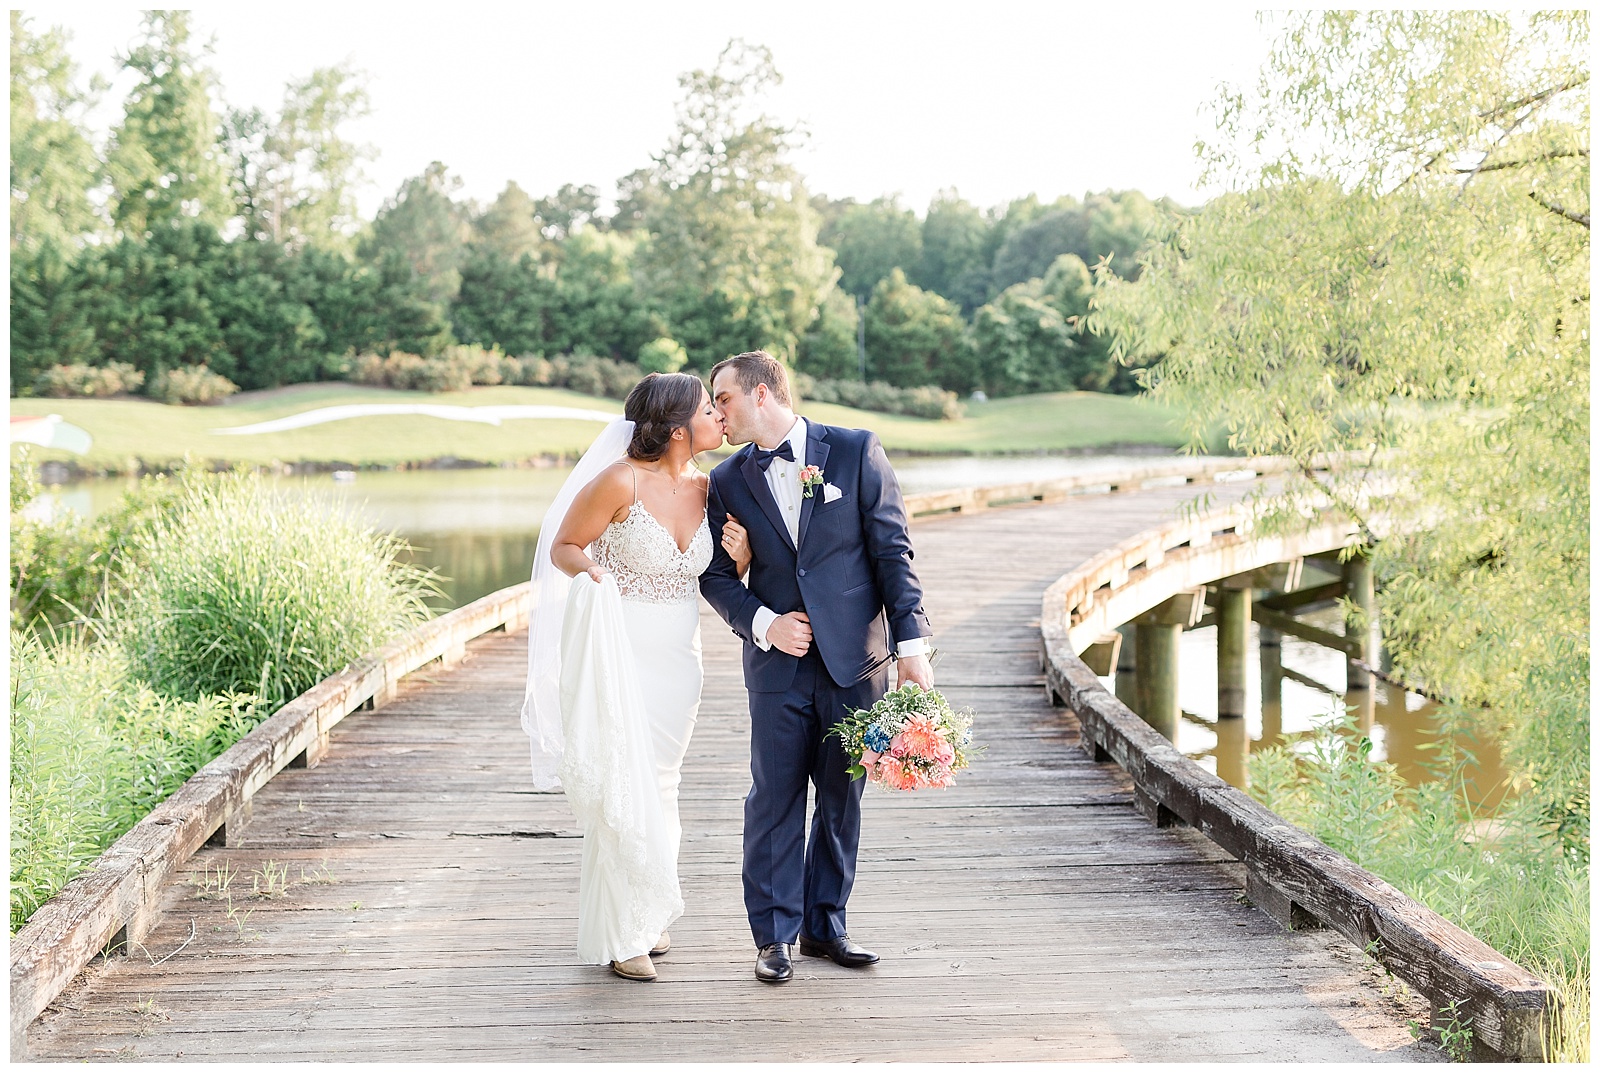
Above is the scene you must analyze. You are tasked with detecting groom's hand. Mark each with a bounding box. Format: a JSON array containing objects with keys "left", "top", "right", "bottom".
[
  {"left": 767, "top": 612, "right": 812, "bottom": 657},
  {"left": 896, "top": 653, "right": 934, "bottom": 691}
]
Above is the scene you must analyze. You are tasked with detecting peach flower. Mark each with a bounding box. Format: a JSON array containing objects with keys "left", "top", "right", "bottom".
[{"left": 898, "top": 716, "right": 947, "bottom": 758}]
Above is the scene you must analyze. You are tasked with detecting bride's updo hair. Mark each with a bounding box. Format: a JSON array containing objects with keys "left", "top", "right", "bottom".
[{"left": 624, "top": 372, "right": 706, "bottom": 461}]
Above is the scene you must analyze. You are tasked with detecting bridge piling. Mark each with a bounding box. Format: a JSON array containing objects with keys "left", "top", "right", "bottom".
[
  {"left": 1259, "top": 625, "right": 1284, "bottom": 750},
  {"left": 1341, "top": 554, "right": 1378, "bottom": 675},
  {"left": 1133, "top": 624, "right": 1180, "bottom": 740},
  {"left": 1131, "top": 589, "right": 1203, "bottom": 741},
  {"left": 1215, "top": 585, "right": 1251, "bottom": 719},
  {"left": 1113, "top": 624, "right": 1137, "bottom": 710}
]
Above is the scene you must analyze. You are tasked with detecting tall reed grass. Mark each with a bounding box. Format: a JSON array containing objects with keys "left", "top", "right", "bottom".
[
  {"left": 9, "top": 467, "right": 441, "bottom": 931},
  {"left": 118, "top": 473, "right": 438, "bottom": 710},
  {"left": 1250, "top": 719, "right": 1589, "bottom": 1062},
  {"left": 9, "top": 631, "right": 258, "bottom": 929}
]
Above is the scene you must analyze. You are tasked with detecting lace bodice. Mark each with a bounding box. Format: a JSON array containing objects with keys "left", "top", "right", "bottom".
[{"left": 591, "top": 500, "right": 712, "bottom": 604}]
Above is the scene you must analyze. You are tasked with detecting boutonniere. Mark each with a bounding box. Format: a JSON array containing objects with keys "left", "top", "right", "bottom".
[{"left": 799, "top": 464, "right": 825, "bottom": 498}]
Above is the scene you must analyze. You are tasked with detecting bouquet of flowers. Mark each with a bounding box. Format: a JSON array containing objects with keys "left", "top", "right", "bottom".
[{"left": 829, "top": 683, "right": 978, "bottom": 790}]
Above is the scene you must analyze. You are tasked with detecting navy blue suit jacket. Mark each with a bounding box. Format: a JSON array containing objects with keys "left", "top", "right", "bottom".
[{"left": 700, "top": 421, "right": 932, "bottom": 693}]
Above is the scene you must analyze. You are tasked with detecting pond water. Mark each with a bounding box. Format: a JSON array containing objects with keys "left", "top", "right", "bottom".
[
  {"left": 42, "top": 452, "right": 1182, "bottom": 609},
  {"left": 1100, "top": 597, "right": 1509, "bottom": 809},
  {"left": 42, "top": 453, "right": 1495, "bottom": 803}
]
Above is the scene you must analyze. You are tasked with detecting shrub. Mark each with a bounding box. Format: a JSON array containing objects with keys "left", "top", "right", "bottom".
[
  {"left": 407, "top": 357, "right": 472, "bottom": 393},
  {"left": 638, "top": 337, "right": 689, "bottom": 375},
  {"left": 441, "top": 344, "right": 505, "bottom": 386},
  {"left": 119, "top": 473, "right": 439, "bottom": 711},
  {"left": 511, "top": 354, "right": 554, "bottom": 386},
  {"left": 348, "top": 346, "right": 645, "bottom": 399},
  {"left": 348, "top": 345, "right": 509, "bottom": 393},
  {"left": 34, "top": 361, "right": 145, "bottom": 399},
  {"left": 10, "top": 464, "right": 195, "bottom": 634},
  {"left": 149, "top": 365, "right": 239, "bottom": 405},
  {"left": 794, "top": 373, "right": 964, "bottom": 420},
  {"left": 9, "top": 630, "right": 260, "bottom": 930}
]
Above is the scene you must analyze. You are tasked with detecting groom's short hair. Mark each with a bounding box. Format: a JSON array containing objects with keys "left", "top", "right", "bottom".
[{"left": 711, "top": 350, "right": 792, "bottom": 407}]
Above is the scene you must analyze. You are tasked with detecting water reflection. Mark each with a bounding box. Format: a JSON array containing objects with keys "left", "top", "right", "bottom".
[
  {"left": 42, "top": 452, "right": 1193, "bottom": 610},
  {"left": 1102, "top": 606, "right": 1509, "bottom": 808}
]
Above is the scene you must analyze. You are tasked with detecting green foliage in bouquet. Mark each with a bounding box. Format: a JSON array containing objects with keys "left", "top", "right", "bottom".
[{"left": 830, "top": 683, "right": 979, "bottom": 790}]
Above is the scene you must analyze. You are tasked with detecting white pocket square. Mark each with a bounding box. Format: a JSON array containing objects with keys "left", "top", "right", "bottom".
[{"left": 822, "top": 482, "right": 843, "bottom": 503}]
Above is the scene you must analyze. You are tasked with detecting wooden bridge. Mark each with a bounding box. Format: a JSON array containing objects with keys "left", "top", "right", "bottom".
[{"left": 19, "top": 462, "right": 1543, "bottom": 1061}]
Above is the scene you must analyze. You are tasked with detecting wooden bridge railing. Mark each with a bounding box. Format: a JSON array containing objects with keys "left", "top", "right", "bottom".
[
  {"left": 900, "top": 454, "right": 1304, "bottom": 517},
  {"left": 9, "top": 582, "right": 532, "bottom": 1054},
  {"left": 1037, "top": 504, "right": 1558, "bottom": 1061}
]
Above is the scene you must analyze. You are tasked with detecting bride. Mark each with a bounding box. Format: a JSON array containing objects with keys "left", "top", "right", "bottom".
[{"left": 520, "top": 372, "right": 749, "bottom": 982}]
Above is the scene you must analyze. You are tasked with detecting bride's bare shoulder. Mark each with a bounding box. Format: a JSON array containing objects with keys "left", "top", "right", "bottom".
[{"left": 581, "top": 461, "right": 636, "bottom": 505}]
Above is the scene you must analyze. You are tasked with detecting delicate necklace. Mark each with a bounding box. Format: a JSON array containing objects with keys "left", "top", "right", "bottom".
[{"left": 644, "top": 461, "right": 692, "bottom": 494}]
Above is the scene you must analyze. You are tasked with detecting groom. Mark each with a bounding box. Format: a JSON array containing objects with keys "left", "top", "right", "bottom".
[{"left": 700, "top": 350, "right": 934, "bottom": 985}]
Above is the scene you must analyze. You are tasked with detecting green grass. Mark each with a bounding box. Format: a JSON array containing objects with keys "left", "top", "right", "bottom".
[
  {"left": 10, "top": 383, "right": 1196, "bottom": 473},
  {"left": 1250, "top": 720, "right": 1589, "bottom": 1062}
]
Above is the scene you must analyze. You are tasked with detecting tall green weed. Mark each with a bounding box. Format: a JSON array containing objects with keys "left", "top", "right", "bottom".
[
  {"left": 10, "top": 465, "right": 441, "bottom": 932},
  {"left": 118, "top": 473, "right": 438, "bottom": 710},
  {"left": 10, "top": 464, "right": 196, "bottom": 634},
  {"left": 1250, "top": 717, "right": 1589, "bottom": 1061},
  {"left": 9, "top": 630, "right": 259, "bottom": 930}
]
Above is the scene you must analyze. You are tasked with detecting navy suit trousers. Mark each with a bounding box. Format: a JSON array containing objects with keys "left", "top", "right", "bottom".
[{"left": 743, "top": 648, "right": 888, "bottom": 948}]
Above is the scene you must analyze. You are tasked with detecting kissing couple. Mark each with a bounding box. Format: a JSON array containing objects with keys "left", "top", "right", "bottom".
[{"left": 521, "top": 350, "right": 933, "bottom": 984}]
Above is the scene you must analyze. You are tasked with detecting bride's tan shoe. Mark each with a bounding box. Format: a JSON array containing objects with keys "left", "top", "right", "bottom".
[
  {"left": 611, "top": 954, "right": 657, "bottom": 981},
  {"left": 650, "top": 932, "right": 671, "bottom": 957}
]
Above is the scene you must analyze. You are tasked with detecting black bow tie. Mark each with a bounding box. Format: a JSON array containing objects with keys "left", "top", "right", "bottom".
[{"left": 754, "top": 441, "right": 796, "bottom": 471}]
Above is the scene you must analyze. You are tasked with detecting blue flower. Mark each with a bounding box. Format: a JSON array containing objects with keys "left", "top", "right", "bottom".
[{"left": 863, "top": 725, "right": 892, "bottom": 753}]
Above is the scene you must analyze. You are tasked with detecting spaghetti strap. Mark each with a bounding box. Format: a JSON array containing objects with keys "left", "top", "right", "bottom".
[{"left": 620, "top": 461, "right": 639, "bottom": 503}]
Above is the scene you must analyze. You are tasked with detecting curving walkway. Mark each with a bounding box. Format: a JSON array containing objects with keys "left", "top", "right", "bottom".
[{"left": 24, "top": 483, "right": 1440, "bottom": 1062}]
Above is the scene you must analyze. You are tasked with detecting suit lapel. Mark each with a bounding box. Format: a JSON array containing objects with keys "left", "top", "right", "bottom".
[
  {"left": 740, "top": 447, "right": 796, "bottom": 553},
  {"left": 796, "top": 423, "right": 831, "bottom": 550}
]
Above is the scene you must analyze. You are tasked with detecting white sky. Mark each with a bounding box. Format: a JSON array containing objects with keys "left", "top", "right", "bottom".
[{"left": 21, "top": 2, "right": 1278, "bottom": 220}]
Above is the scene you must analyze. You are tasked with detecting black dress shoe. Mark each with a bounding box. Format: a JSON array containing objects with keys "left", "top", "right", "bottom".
[
  {"left": 755, "top": 942, "right": 792, "bottom": 984},
  {"left": 798, "top": 934, "right": 879, "bottom": 967}
]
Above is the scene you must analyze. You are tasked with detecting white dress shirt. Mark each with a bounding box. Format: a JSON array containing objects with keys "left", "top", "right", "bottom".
[{"left": 750, "top": 417, "right": 931, "bottom": 660}]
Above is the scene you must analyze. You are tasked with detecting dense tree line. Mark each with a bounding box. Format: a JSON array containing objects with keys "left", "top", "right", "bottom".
[{"left": 11, "top": 14, "right": 1170, "bottom": 404}]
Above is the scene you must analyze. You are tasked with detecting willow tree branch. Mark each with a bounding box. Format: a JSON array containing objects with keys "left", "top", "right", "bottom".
[
  {"left": 1451, "top": 147, "right": 1590, "bottom": 174},
  {"left": 1478, "top": 75, "right": 1590, "bottom": 121},
  {"left": 1528, "top": 190, "right": 1591, "bottom": 228}
]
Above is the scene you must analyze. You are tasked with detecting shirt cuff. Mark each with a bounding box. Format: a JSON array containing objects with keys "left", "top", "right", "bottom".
[
  {"left": 751, "top": 606, "right": 778, "bottom": 651},
  {"left": 895, "top": 636, "right": 932, "bottom": 659}
]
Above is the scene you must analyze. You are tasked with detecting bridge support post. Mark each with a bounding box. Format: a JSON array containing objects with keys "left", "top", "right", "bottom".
[
  {"left": 1215, "top": 586, "right": 1251, "bottom": 719},
  {"left": 206, "top": 799, "right": 253, "bottom": 849},
  {"left": 1259, "top": 626, "right": 1284, "bottom": 750},
  {"left": 1131, "top": 590, "right": 1202, "bottom": 742},
  {"left": 1245, "top": 870, "right": 1321, "bottom": 931},
  {"left": 1213, "top": 584, "right": 1252, "bottom": 787},
  {"left": 1114, "top": 625, "right": 1137, "bottom": 709},
  {"left": 1342, "top": 552, "right": 1380, "bottom": 678},
  {"left": 1343, "top": 551, "right": 1379, "bottom": 731},
  {"left": 290, "top": 731, "right": 330, "bottom": 770},
  {"left": 1133, "top": 624, "right": 1180, "bottom": 741},
  {"left": 1214, "top": 710, "right": 1250, "bottom": 789}
]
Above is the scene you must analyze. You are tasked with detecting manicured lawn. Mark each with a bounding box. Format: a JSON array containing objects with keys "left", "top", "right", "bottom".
[
  {"left": 800, "top": 391, "right": 1191, "bottom": 454},
  {"left": 11, "top": 383, "right": 1195, "bottom": 472}
]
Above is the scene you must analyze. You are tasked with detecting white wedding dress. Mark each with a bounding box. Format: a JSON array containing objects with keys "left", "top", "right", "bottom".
[{"left": 554, "top": 485, "right": 712, "bottom": 965}]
